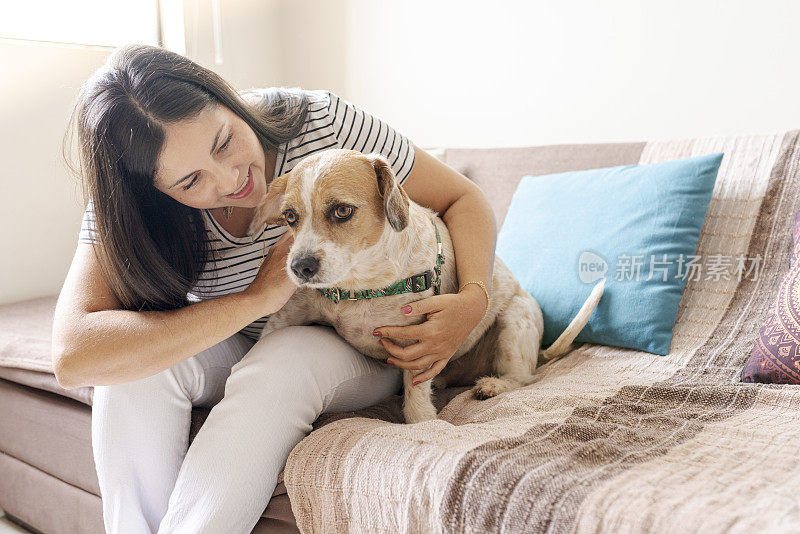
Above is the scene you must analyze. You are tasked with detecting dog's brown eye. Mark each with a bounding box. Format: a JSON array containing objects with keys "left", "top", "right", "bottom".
[
  {"left": 334, "top": 205, "right": 353, "bottom": 219},
  {"left": 283, "top": 210, "right": 297, "bottom": 225}
]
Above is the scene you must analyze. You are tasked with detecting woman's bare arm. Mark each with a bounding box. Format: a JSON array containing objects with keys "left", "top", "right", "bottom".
[{"left": 52, "top": 241, "right": 290, "bottom": 389}]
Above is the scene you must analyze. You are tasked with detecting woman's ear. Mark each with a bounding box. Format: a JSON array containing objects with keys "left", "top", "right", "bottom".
[
  {"left": 248, "top": 173, "right": 289, "bottom": 236},
  {"left": 367, "top": 154, "right": 409, "bottom": 232}
]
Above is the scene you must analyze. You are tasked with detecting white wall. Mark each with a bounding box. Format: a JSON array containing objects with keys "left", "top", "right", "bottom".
[
  {"left": 282, "top": 0, "right": 800, "bottom": 148},
  {"left": 181, "top": 0, "right": 284, "bottom": 92},
  {"left": 279, "top": 0, "right": 348, "bottom": 96},
  {"left": 3, "top": 0, "right": 800, "bottom": 304},
  {"left": 0, "top": 41, "right": 110, "bottom": 305}
]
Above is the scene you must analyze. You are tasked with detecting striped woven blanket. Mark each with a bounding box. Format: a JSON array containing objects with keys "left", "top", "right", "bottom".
[{"left": 283, "top": 132, "right": 800, "bottom": 533}]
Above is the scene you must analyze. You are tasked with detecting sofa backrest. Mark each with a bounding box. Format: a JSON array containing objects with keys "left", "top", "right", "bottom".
[{"left": 444, "top": 142, "right": 645, "bottom": 227}]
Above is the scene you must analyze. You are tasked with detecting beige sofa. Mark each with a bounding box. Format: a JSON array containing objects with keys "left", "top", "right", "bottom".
[{"left": 2, "top": 133, "right": 800, "bottom": 533}]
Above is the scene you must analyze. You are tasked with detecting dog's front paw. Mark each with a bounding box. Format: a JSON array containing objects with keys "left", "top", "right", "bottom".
[
  {"left": 403, "top": 402, "right": 438, "bottom": 424},
  {"left": 472, "top": 376, "right": 515, "bottom": 400},
  {"left": 401, "top": 371, "right": 438, "bottom": 423}
]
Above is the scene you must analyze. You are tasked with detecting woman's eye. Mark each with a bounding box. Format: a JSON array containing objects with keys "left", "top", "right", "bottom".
[
  {"left": 334, "top": 205, "right": 353, "bottom": 219},
  {"left": 219, "top": 132, "right": 233, "bottom": 152},
  {"left": 183, "top": 174, "right": 199, "bottom": 191},
  {"left": 182, "top": 133, "right": 233, "bottom": 191}
]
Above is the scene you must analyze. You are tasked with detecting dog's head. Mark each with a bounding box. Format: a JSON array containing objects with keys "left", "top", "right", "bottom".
[{"left": 249, "top": 149, "right": 410, "bottom": 287}]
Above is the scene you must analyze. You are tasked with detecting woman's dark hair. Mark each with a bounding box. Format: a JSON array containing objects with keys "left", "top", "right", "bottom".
[{"left": 62, "top": 43, "right": 310, "bottom": 311}]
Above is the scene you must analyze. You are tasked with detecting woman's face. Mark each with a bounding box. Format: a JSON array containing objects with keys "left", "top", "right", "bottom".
[{"left": 153, "top": 102, "right": 268, "bottom": 210}]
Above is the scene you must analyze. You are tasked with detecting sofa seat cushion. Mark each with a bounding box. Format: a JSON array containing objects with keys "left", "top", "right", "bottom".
[
  {"left": 0, "top": 366, "right": 92, "bottom": 405},
  {"left": 0, "top": 450, "right": 104, "bottom": 534},
  {"left": 0, "top": 378, "right": 100, "bottom": 496},
  {"left": 0, "top": 295, "right": 58, "bottom": 374},
  {"left": 0, "top": 294, "right": 96, "bottom": 404}
]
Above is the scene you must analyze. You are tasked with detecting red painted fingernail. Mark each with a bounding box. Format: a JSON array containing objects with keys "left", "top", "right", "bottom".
[
  {"left": 387, "top": 359, "right": 394, "bottom": 366},
  {"left": 373, "top": 330, "right": 382, "bottom": 337},
  {"left": 412, "top": 381, "right": 420, "bottom": 386},
  {"left": 401, "top": 305, "right": 412, "bottom": 314}
]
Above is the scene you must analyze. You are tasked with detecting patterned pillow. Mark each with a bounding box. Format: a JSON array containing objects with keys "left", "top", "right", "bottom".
[{"left": 741, "top": 211, "right": 800, "bottom": 383}]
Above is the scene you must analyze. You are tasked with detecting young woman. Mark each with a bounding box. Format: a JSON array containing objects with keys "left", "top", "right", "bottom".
[{"left": 53, "top": 43, "right": 496, "bottom": 533}]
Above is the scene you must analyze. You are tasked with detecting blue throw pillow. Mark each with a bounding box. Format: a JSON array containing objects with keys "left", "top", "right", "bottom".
[{"left": 496, "top": 153, "right": 723, "bottom": 355}]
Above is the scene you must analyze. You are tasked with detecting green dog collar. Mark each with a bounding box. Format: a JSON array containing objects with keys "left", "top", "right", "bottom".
[{"left": 318, "top": 219, "right": 444, "bottom": 304}]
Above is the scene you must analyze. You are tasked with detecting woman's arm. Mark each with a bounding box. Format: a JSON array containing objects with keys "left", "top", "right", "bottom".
[
  {"left": 53, "top": 233, "right": 295, "bottom": 389},
  {"left": 401, "top": 144, "right": 496, "bottom": 317},
  {"left": 55, "top": 290, "right": 267, "bottom": 390}
]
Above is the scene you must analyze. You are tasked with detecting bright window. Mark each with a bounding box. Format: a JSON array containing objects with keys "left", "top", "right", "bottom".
[{"left": 0, "top": 1, "right": 160, "bottom": 47}]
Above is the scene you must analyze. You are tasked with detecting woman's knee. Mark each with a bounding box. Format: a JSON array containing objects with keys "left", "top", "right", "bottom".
[
  {"left": 92, "top": 358, "right": 200, "bottom": 411},
  {"left": 94, "top": 333, "right": 248, "bottom": 406}
]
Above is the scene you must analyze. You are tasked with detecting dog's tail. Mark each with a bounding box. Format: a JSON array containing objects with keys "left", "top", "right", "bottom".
[{"left": 539, "top": 278, "right": 605, "bottom": 363}]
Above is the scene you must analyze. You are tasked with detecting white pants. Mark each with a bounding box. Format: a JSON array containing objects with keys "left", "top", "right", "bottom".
[{"left": 91, "top": 324, "right": 403, "bottom": 534}]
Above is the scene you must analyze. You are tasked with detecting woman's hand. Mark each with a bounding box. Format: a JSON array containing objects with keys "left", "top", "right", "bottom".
[
  {"left": 372, "top": 285, "right": 488, "bottom": 385},
  {"left": 243, "top": 230, "right": 297, "bottom": 316}
]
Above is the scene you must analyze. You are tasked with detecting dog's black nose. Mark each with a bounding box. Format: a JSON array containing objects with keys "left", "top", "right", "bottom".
[{"left": 291, "top": 255, "right": 320, "bottom": 280}]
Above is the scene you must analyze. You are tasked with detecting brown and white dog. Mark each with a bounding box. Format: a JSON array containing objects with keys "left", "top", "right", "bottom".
[{"left": 247, "top": 149, "right": 604, "bottom": 424}]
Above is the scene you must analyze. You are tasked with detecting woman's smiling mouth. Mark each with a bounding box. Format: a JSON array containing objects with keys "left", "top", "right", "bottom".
[{"left": 226, "top": 167, "right": 254, "bottom": 199}]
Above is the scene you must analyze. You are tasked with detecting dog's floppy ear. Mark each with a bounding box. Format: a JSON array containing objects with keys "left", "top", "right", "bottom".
[
  {"left": 247, "top": 173, "right": 289, "bottom": 236},
  {"left": 367, "top": 154, "right": 410, "bottom": 232}
]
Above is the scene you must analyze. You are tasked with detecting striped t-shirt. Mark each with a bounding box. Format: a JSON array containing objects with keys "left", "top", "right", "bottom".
[{"left": 78, "top": 89, "right": 416, "bottom": 341}]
